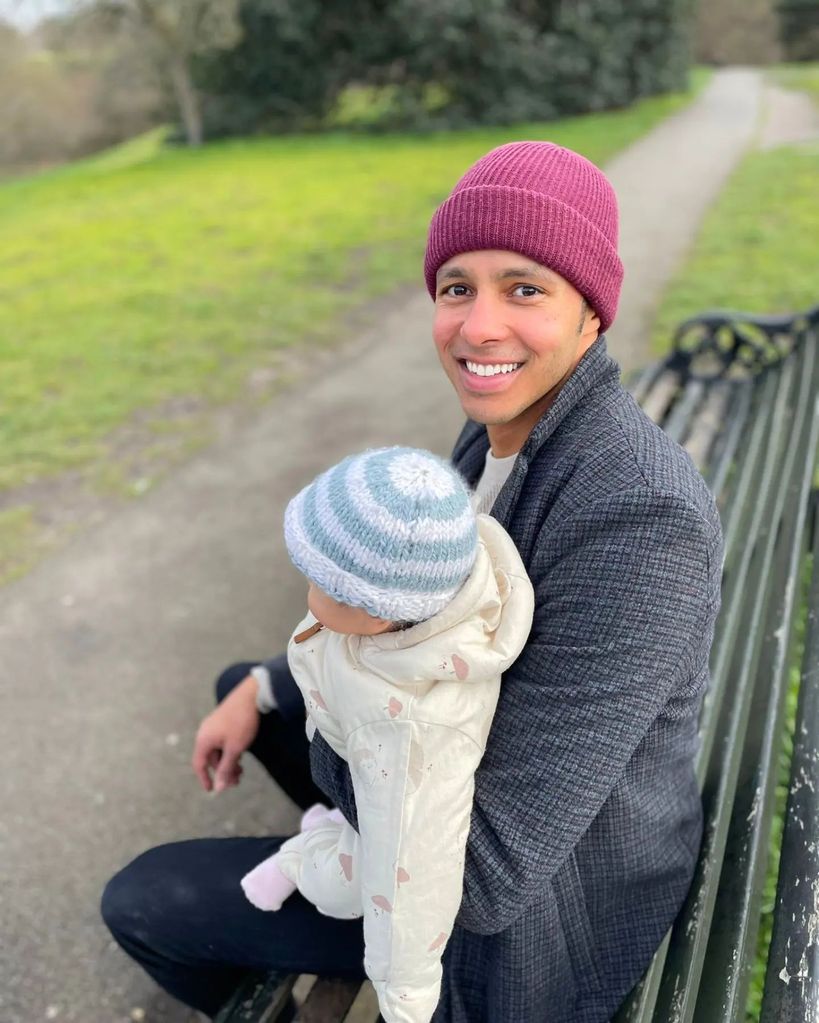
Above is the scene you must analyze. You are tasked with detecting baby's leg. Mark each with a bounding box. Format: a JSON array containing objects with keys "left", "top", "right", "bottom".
[
  {"left": 240, "top": 803, "right": 333, "bottom": 911},
  {"left": 285, "top": 814, "right": 363, "bottom": 920},
  {"left": 301, "top": 802, "right": 335, "bottom": 830}
]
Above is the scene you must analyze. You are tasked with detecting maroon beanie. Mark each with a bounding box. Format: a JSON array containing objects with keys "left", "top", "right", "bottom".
[{"left": 424, "top": 141, "right": 623, "bottom": 333}]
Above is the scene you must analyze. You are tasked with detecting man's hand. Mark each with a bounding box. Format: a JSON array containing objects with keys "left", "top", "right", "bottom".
[{"left": 192, "top": 674, "right": 260, "bottom": 793}]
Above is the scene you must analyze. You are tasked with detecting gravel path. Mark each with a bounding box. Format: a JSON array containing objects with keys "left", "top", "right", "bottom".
[{"left": 1, "top": 68, "right": 811, "bottom": 1023}]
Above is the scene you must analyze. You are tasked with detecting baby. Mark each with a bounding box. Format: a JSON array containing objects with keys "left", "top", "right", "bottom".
[{"left": 240, "top": 446, "right": 534, "bottom": 1023}]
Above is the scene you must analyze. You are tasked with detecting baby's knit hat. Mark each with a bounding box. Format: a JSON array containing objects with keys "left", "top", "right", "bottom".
[
  {"left": 284, "top": 447, "right": 478, "bottom": 623},
  {"left": 424, "top": 140, "right": 623, "bottom": 333}
]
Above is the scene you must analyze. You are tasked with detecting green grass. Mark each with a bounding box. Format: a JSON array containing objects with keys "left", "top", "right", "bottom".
[
  {"left": 0, "top": 506, "right": 38, "bottom": 583},
  {"left": 0, "top": 75, "right": 709, "bottom": 497},
  {"left": 769, "top": 61, "right": 819, "bottom": 104},
  {"left": 651, "top": 69, "right": 819, "bottom": 354},
  {"left": 651, "top": 142, "right": 819, "bottom": 352}
]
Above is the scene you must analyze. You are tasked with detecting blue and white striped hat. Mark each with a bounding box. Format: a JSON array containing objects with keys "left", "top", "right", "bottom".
[{"left": 284, "top": 447, "right": 478, "bottom": 622}]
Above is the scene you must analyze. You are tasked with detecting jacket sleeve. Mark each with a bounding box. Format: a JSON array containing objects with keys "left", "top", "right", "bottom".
[
  {"left": 260, "top": 652, "right": 307, "bottom": 723},
  {"left": 347, "top": 717, "right": 481, "bottom": 1023},
  {"left": 453, "top": 489, "right": 721, "bottom": 934}
]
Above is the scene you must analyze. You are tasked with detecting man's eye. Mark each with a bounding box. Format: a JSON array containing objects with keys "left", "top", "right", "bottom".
[
  {"left": 441, "top": 284, "right": 470, "bottom": 297},
  {"left": 512, "top": 285, "right": 542, "bottom": 297}
]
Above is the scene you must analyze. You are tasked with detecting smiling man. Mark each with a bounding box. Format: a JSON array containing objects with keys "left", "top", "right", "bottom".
[{"left": 102, "top": 143, "right": 724, "bottom": 1023}]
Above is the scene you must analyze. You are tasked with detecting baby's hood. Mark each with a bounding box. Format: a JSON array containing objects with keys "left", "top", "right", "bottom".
[{"left": 356, "top": 514, "right": 534, "bottom": 685}]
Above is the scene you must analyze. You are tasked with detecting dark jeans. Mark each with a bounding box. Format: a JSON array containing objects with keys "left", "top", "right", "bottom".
[{"left": 100, "top": 660, "right": 367, "bottom": 1018}]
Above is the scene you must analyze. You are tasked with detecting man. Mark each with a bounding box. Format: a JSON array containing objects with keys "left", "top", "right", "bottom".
[{"left": 102, "top": 142, "right": 723, "bottom": 1022}]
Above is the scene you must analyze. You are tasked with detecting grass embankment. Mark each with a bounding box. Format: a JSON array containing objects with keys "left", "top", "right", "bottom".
[
  {"left": 652, "top": 65, "right": 818, "bottom": 351},
  {"left": 770, "top": 60, "right": 819, "bottom": 103},
  {"left": 0, "top": 74, "right": 709, "bottom": 581},
  {"left": 649, "top": 64, "right": 818, "bottom": 1023}
]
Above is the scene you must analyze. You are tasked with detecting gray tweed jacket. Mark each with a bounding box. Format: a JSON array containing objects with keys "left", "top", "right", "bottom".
[{"left": 308, "top": 336, "right": 723, "bottom": 1022}]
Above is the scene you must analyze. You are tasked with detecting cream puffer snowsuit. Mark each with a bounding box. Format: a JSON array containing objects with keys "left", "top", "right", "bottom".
[{"left": 275, "top": 514, "right": 534, "bottom": 1023}]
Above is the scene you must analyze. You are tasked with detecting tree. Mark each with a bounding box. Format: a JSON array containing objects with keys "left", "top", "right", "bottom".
[
  {"left": 84, "top": 0, "right": 242, "bottom": 145},
  {"left": 779, "top": 0, "right": 819, "bottom": 60},
  {"left": 39, "top": 6, "right": 164, "bottom": 152},
  {"left": 0, "top": 32, "right": 95, "bottom": 167}
]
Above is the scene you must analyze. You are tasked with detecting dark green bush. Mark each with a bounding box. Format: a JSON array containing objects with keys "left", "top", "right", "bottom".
[
  {"left": 195, "top": 0, "right": 696, "bottom": 136},
  {"left": 779, "top": 0, "right": 819, "bottom": 60}
]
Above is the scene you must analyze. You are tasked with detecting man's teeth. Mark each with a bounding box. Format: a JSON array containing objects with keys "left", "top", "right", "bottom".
[{"left": 465, "top": 361, "right": 522, "bottom": 377}]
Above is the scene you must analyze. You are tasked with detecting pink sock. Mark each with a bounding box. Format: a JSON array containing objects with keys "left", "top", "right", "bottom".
[{"left": 240, "top": 854, "right": 296, "bottom": 912}]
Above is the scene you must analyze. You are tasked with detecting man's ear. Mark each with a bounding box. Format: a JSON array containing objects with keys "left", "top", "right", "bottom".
[
  {"left": 578, "top": 298, "right": 600, "bottom": 339},
  {"left": 585, "top": 304, "right": 601, "bottom": 338}
]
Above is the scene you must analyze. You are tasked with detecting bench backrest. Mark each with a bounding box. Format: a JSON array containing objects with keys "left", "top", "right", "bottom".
[{"left": 616, "top": 305, "right": 819, "bottom": 1023}]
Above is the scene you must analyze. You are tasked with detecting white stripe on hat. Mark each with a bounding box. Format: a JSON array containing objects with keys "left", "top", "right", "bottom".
[
  {"left": 285, "top": 491, "right": 463, "bottom": 620},
  {"left": 344, "top": 452, "right": 475, "bottom": 544},
  {"left": 311, "top": 472, "right": 476, "bottom": 584}
]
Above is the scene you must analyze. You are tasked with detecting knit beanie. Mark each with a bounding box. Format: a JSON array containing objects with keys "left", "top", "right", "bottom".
[
  {"left": 284, "top": 447, "right": 479, "bottom": 623},
  {"left": 424, "top": 141, "right": 623, "bottom": 333}
]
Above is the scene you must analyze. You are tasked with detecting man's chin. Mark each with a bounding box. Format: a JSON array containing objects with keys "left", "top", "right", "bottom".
[{"left": 459, "top": 403, "right": 521, "bottom": 427}]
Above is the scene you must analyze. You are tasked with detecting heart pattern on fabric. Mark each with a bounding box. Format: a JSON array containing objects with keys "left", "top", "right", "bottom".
[
  {"left": 387, "top": 697, "right": 403, "bottom": 718},
  {"left": 339, "top": 853, "right": 353, "bottom": 882},
  {"left": 452, "top": 654, "right": 470, "bottom": 680},
  {"left": 397, "top": 867, "right": 411, "bottom": 885},
  {"left": 428, "top": 932, "right": 447, "bottom": 952},
  {"left": 309, "top": 689, "right": 328, "bottom": 710},
  {"left": 372, "top": 895, "right": 393, "bottom": 913}
]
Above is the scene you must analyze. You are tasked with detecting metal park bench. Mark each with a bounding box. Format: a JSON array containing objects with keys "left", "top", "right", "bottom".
[{"left": 216, "top": 305, "right": 819, "bottom": 1023}]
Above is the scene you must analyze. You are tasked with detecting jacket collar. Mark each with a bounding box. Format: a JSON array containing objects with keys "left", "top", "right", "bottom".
[{"left": 452, "top": 336, "right": 621, "bottom": 527}]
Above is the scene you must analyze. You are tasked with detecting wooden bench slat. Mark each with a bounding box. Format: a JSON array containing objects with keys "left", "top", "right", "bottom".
[
  {"left": 342, "top": 980, "right": 381, "bottom": 1022},
  {"left": 661, "top": 378, "right": 707, "bottom": 444},
  {"left": 213, "top": 973, "right": 296, "bottom": 1023},
  {"left": 718, "top": 370, "right": 783, "bottom": 582},
  {"left": 681, "top": 382, "right": 731, "bottom": 472},
  {"left": 761, "top": 495, "right": 819, "bottom": 1021},
  {"left": 696, "top": 370, "right": 785, "bottom": 778},
  {"left": 293, "top": 977, "right": 363, "bottom": 1022},
  {"left": 702, "top": 383, "right": 752, "bottom": 501},
  {"left": 627, "top": 361, "right": 668, "bottom": 408},
  {"left": 640, "top": 369, "right": 683, "bottom": 426}
]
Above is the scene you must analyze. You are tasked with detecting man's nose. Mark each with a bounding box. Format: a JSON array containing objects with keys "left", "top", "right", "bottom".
[{"left": 459, "top": 294, "right": 510, "bottom": 346}]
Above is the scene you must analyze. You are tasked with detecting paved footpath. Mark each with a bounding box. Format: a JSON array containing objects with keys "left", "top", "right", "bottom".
[{"left": 0, "top": 69, "right": 788, "bottom": 1023}]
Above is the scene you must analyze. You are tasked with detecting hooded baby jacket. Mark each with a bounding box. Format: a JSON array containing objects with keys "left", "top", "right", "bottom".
[{"left": 267, "top": 514, "right": 533, "bottom": 1022}]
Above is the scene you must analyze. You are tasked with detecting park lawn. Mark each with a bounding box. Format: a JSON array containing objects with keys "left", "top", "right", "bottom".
[
  {"left": 770, "top": 60, "right": 819, "bottom": 103},
  {"left": 651, "top": 115, "right": 818, "bottom": 350},
  {"left": 0, "top": 76, "right": 711, "bottom": 502}
]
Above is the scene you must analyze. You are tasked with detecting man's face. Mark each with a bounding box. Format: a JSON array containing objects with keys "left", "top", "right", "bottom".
[{"left": 432, "top": 250, "right": 600, "bottom": 455}]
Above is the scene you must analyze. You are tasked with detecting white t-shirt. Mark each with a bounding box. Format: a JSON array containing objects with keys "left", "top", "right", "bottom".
[{"left": 470, "top": 448, "right": 518, "bottom": 516}]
